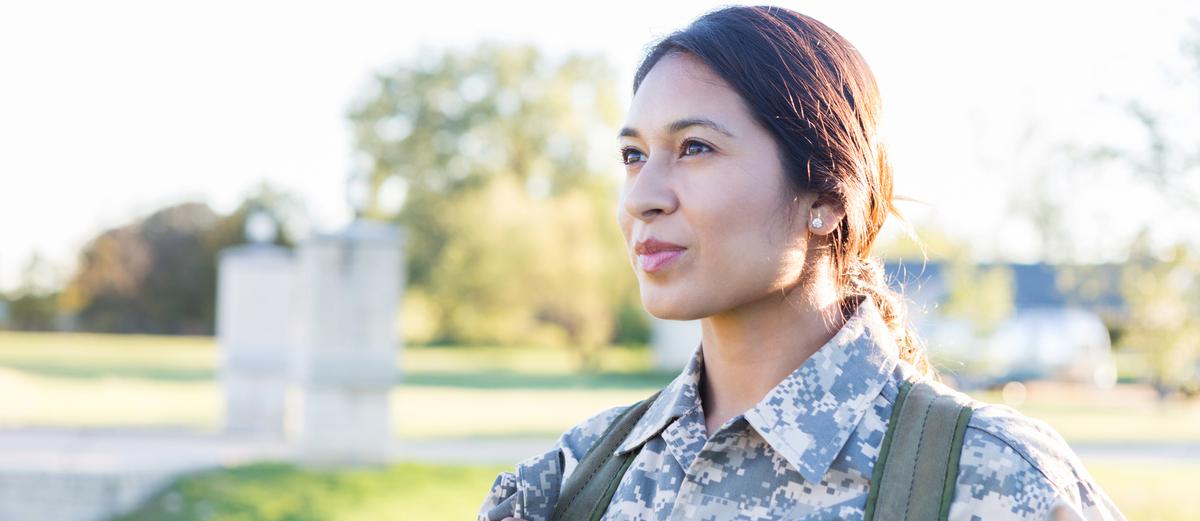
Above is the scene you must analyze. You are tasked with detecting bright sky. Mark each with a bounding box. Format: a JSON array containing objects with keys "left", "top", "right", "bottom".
[{"left": 1, "top": 0, "right": 1196, "bottom": 292}]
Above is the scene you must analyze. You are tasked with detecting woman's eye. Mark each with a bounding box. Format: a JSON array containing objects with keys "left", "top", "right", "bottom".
[
  {"left": 620, "top": 147, "right": 646, "bottom": 165},
  {"left": 681, "top": 140, "right": 712, "bottom": 157}
]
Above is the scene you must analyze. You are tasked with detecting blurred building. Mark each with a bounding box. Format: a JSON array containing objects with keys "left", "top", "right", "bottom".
[
  {"left": 885, "top": 261, "right": 1126, "bottom": 388},
  {"left": 651, "top": 262, "right": 1129, "bottom": 380},
  {"left": 885, "top": 262, "right": 1126, "bottom": 316}
]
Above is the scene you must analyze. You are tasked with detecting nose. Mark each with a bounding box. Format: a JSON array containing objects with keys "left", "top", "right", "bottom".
[{"left": 621, "top": 160, "right": 679, "bottom": 222}]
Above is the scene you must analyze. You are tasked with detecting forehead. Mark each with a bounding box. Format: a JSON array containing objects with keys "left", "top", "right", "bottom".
[{"left": 625, "top": 52, "right": 753, "bottom": 135}]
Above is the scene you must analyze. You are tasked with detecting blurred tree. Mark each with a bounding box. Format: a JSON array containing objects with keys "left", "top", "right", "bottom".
[
  {"left": 941, "top": 254, "right": 1015, "bottom": 338},
  {"left": 1084, "top": 21, "right": 1200, "bottom": 216},
  {"left": 205, "top": 181, "right": 306, "bottom": 252},
  {"left": 7, "top": 251, "right": 61, "bottom": 331},
  {"left": 140, "top": 202, "right": 223, "bottom": 334},
  {"left": 429, "top": 174, "right": 630, "bottom": 364},
  {"left": 877, "top": 226, "right": 1015, "bottom": 336},
  {"left": 874, "top": 224, "right": 961, "bottom": 261},
  {"left": 348, "top": 43, "right": 623, "bottom": 284},
  {"left": 611, "top": 289, "right": 653, "bottom": 346},
  {"left": 60, "top": 202, "right": 220, "bottom": 334},
  {"left": 1118, "top": 231, "right": 1200, "bottom": 396},
  {"left": 59, "top": 223, "right": 151, "bottom": 332},
  {"left": 1077, "top": 21, "right": 1200, "bottom": 389},
  {"left": 348, "top": 43, "right": 644, "bottom": 362},
  {"left": 60, "top": 184, "right": 300, "bottom": 334}
]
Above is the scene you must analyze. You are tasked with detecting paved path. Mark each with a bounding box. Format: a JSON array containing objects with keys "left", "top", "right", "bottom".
[
  {"left": 1070, "top": 441, "right": 1200, "bottom": 462},
  {"left": 0, "top": 427, "right": 550, "bottom": 521},
  {"left": 1, "top": 427, "right": 1196, "bottom": 470},
  {"left": 0, "top": 427, "right": 552, "bottom": 470},
  {"left": 0, "top": 427, "right": 1194, "bottom": 521}
]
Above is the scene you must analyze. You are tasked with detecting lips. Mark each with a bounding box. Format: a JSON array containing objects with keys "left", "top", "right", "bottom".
[
  {"left": 635, "top": 238, "right": 686, "bottom": 273},
  {"left": 639, "top": 249, "right": 685, "bottom": 272},
  {"left": 635, "top": 238, "right": 686, "bottom": 255}
]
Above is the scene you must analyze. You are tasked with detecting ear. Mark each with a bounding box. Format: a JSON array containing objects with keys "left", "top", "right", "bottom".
[{"left": 807, "top": 197, "right": 845, "bottom": 236}]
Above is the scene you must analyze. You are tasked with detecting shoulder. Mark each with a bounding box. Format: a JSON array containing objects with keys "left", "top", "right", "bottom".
[
  {"left": 875, "top": 369, "right": 1124, "bottom": 520},
  {"left": 951, "top": 397, "right": 1125, "bottom": 520},
  {"left": 475, "top": 401, "right": 635, "bottom": 521},
  {"left": 556, "top": 402, "right": 634, "bottom": 479},
  {"left": 964, "top": 401, "right": 1082, "bottom": 491},
  {"left": 950, "top": 402, "right": 1071, "bottom": 519}
]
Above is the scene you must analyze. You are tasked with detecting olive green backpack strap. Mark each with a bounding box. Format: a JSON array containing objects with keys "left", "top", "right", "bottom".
[
  {"left": 863, "top": 378, "right": 976, "bottom": 521},
  {"left": 550, "top": 390, "right": 662, "bottom": 521}
]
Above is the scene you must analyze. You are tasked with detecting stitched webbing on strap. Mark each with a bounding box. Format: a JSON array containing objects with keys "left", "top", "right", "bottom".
[
  {"left": 550, "top": 390, "right": 661, "bottom": 521},
  {"left": 863, "top": 379, "right": 913, "bottom": 521},
  {"left": 864, "top": 379, "right": 975, "bottom": 521},
  {"left": 939, "top": 405, "right": 975, "bottom": 519}
]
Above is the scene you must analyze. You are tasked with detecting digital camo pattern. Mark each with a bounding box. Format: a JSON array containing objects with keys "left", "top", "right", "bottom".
[{"left": 477, "top": 297, "right": 1127, "bottom": 521}]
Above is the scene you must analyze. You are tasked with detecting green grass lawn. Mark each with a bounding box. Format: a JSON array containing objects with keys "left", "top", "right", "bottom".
[
  {"left": 0, "top": 331, "right": 670, "bottom": 438},
  {"left": 113, "top": 461, "right": 509, "bottom": 521},
  {"left": 1086, "top": 460, "right": 1200, "bottom": 521},
  {"left": 112, "top": 459, "right": 1196, "bottom": 521},
  {"left": 1, "top": 331, "right": 1198, "bottom": 520},
  {"left": 2, "top": 330, "right": 1196, "bottom": 443}
]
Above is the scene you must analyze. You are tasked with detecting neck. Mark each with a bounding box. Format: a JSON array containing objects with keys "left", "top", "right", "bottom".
[{"left": 697, "top": 271, "right": 847, "bottom": 435}]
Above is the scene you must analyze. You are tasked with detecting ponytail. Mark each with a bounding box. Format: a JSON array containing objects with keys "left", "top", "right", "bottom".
[{"left": 843, "top": 257, "right": 933, "bottom": 376}]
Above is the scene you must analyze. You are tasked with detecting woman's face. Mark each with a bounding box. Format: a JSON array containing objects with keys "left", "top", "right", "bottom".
[{"left": 616, "top": 52, "right": 823, "bottom": 320}]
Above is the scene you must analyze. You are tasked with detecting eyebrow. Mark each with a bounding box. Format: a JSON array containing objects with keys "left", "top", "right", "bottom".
[{"left": 617, "top": 118, "right": 735, "bottom": 139}]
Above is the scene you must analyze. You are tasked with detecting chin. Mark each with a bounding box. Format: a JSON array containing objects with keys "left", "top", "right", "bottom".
[{"left": 639, "top": 287, "right": 704, "bottom": 321}]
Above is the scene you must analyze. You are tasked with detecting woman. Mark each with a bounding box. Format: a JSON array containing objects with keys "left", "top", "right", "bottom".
[{"left": 478, "top": 6, "right": 1124, "bottom": 521}]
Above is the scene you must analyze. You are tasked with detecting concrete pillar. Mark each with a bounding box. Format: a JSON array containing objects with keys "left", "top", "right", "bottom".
[
  {"left": 651, "top": 316, "right": 702, "bottom": 372},
  {"left": 293, "top": 220, "right": 405, "bottom": 464},
  {"left": 216, "top": 244, "right": 294, "bottom": 438}
]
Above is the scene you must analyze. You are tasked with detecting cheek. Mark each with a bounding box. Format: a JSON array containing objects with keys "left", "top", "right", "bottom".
[
  {"left": 687, "top": 167, "right": 802, "bottom": 285},
  {"left": 690, "top": 168, "right": 780, "bottom": 245},
  {"left": 701, "top": 202, "right": 777, "bottom": 269}
]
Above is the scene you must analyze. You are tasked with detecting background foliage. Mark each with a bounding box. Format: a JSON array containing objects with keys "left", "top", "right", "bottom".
[{"left": 346, "top": 43, "right": 646, "bottom": 359}]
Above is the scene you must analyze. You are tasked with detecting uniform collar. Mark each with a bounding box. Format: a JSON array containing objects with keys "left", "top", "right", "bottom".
[
  {"left": 615, "top": 295, "right": 900, "bottom": 484},
  {"left": 613, "top": 337, "right": 706, "bottom": 457}
]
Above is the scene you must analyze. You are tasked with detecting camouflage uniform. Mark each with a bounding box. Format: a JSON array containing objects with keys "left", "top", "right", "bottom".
[{"left": 477, "top": 297, "right": 1126, "bottom": 520}]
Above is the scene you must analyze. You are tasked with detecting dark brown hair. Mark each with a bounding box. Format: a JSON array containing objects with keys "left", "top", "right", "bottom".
[{"left": 634, "top": 5, "right": 932, "bottom": 374}]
